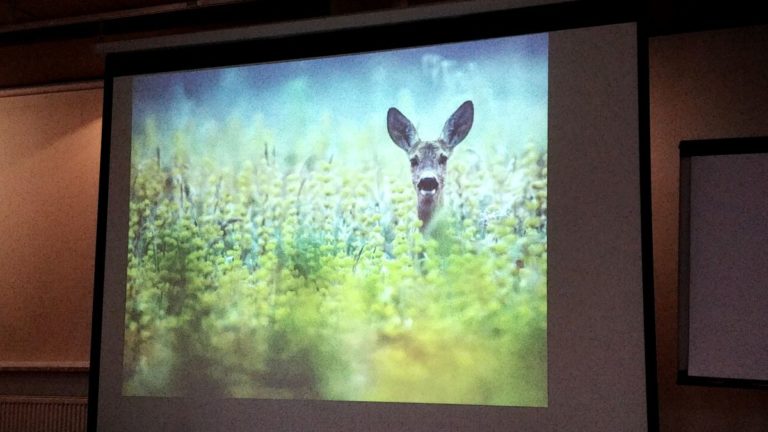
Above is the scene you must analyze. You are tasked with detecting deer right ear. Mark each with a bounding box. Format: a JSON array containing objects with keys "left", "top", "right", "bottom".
[
  {"left": 387, "top": 107, "right": 418, "bottom": 152},
  {"left": 440, "top": 100, "right": 474, "bottom": 150}
]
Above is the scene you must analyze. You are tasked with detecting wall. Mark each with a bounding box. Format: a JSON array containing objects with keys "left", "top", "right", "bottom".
[
  {"left": 650, "top": 24, "right": 768, "bottom": 431},
  {"left": 0, "top": 86, "right": 102, "bottom": 395},
  {"left": 1, "top": 15, "right": 768, "bottom": 431}
]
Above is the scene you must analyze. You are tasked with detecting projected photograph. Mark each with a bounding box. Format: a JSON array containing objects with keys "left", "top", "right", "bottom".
[{"left": 123, "top": 33, "right": 548, "bottom": 407}]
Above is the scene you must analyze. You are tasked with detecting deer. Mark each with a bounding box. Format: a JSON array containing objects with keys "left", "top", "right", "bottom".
[{"left": 387, "top": 100, "right": 474, "bottom": 231}]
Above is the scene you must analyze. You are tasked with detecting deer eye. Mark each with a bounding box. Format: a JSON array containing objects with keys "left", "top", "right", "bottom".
[
  {"left": 410, "top": 157, "right": 419, "bottom": 167},
  {"left": 438, "top": 154, "right": 448, "bottom": 165}
]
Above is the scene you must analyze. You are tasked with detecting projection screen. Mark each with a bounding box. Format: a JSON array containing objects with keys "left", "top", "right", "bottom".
[{"left": 91, "top": 1, "right": 656, "bottom": 430}]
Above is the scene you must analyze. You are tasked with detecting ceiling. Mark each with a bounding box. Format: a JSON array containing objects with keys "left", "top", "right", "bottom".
[
  {"left": 1, "top": 0, "right": 172, "bottom": 24},
  {"left": 1, "top": 0, "right": 765, "bottom": 35},
  {"left": 0, "top": 0, "right": 339, "bottom": 39},
  {"left": 0, "top": 0, "right": 765, "bottom": 89},
  {"left": 0, "top": 0, "right": 428, "bottom": 32}
]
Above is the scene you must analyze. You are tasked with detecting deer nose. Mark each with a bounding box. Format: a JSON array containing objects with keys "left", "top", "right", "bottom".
[{"left": 418, "top": 177, "right": 439, "bottom": 194}]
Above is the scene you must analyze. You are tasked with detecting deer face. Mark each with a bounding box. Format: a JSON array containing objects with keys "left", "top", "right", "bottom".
[{"left": 387, "top": 100, "right": 474, "bottom": 229}]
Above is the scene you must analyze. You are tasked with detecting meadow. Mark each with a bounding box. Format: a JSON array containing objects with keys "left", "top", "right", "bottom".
[{"left": 122, "top": 33, "right": 548, "bottom": 406}]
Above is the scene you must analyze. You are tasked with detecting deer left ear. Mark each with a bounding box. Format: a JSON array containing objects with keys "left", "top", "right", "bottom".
[
  {"left": 387, "top": 107, "right": 419, "bottom": 152},
  {"left": 440, "top": 100, "right": 474, "bottom": 150}
]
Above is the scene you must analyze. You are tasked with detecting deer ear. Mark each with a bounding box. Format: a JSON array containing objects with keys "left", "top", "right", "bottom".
[
  {"left": 387, "top": 107, "right": 419, "bottom": 152},
  {"left": 440, "top": 100, "right": 474, "bottom": 150}
]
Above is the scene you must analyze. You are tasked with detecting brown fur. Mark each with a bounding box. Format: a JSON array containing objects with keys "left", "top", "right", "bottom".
[{"left": 387, "top": 101, "right": 474, "bottom": 230}]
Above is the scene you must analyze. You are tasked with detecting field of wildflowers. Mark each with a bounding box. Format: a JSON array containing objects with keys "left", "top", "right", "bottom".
[{"left": 122, "top": 32, "right": 548, "bottom": 406}]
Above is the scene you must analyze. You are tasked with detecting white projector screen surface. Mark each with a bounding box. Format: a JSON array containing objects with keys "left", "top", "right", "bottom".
[
  {"left": 680, "top": 142, "right": 768, "bottom": 384},
  {"left": 93, "top": 7, "right": 650, "bottom": 431}
]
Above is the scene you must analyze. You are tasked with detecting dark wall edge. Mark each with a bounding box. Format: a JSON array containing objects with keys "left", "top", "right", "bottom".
[
  {"left": 638, "top": 17, "right": 661, "bottom": 432},
  {"left": 87, "top": 68, "right": 115, "bottom": 432}
]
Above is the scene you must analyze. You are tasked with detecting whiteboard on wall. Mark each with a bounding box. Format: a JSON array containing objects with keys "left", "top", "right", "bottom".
[{"left": 678, "top": 137, "right": 768, "bottom": 388}]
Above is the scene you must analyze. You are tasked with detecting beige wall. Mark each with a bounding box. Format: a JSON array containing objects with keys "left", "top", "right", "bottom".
[
  {"left": 0, "top": 87, "right": 102, "bottom": 364},
  {"left": 650, "top": 25, "right": 768, "bottom": 431}
]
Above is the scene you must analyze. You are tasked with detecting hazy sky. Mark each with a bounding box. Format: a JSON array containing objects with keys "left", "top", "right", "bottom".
[{"left": 131, "top": 32, "right": 547, "bottom": 167}]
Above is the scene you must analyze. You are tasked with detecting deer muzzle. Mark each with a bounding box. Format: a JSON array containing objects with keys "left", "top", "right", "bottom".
[{"left": 417, "top": 177, "right": 440, "bottom": 196}]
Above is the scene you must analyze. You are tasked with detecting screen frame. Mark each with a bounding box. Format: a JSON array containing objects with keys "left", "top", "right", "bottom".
[
  {"left": 677, "top": 136, "right": 768, "bottom": 390},
  {"left": 89, "top": 1, "right": 658, "bottom": 430}
]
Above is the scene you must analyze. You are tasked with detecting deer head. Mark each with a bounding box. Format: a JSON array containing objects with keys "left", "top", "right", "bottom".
[{"left": 387, "top": 100, "right": 474, "bottom": 230}]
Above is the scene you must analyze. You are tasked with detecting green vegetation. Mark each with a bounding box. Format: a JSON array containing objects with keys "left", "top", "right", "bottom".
[{"left": 123, "top": 118, "right": 547, "bottom": 407}]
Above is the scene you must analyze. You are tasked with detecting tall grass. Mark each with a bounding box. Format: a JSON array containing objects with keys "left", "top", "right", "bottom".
[
  {"left": 123, "top": 32, "right": 547, "bottom": 406},
  {"left": 123, "top": 116, "right": 547, "bottom": 406}
]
